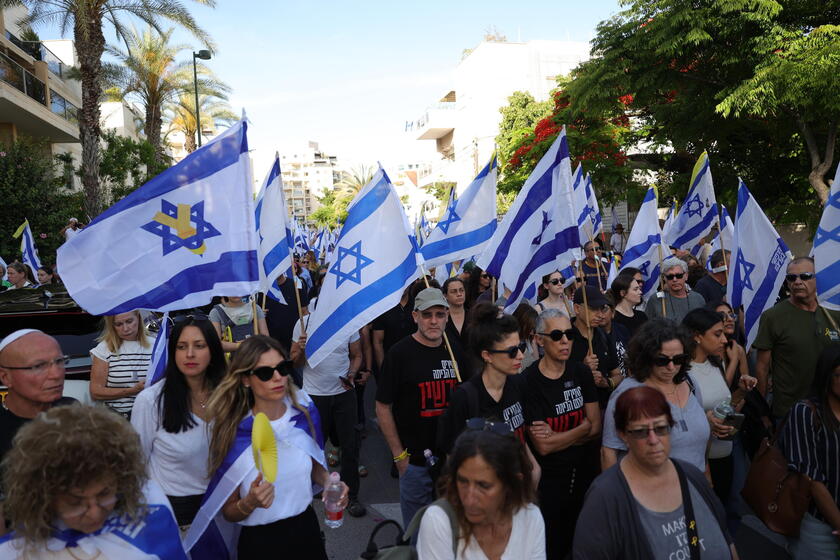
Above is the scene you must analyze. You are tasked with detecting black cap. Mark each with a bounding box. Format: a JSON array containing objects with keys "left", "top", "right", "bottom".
[{"left": 573, "top": 285, "right": 609, "bottom": 308}]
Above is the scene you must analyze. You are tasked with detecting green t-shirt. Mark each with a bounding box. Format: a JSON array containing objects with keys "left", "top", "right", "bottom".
[{"left": 753, "top": 299, "right": 840, "bottom": 417}]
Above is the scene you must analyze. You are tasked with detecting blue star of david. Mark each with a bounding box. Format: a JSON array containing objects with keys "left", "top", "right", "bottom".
[
  {"left": 735, "top": 249, "right": 756, "bottom": 291},
  {"left": 329, "top": 241, "right": 374, "bottom": 288},
  {"left": 437, "top": 204, "right": 461, "bottom": 234},
  {"left": 685, "top": 194, "right": 704, "bottom": 219},
  {"left": 141, "top": 199, "right": 221, "bottom": 256},
  {"left": 814, "top": 190, "right": 840, "bottom": 248},
  {"left": 532, "top": 211, "right": 552, "bottom": 245},
  {"left": 638, "top": 261, "right": 651, "bottom": 278}
]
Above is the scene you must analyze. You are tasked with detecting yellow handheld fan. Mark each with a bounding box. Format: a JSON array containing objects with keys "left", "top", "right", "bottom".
[{"left": 251, "top": 412, "right": 278, "bottom": 483}]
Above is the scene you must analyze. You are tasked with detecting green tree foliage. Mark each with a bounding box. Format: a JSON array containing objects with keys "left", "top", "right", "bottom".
[
  {"left": 97, "top": 130, "right": 171, "bottom": 203},
  {"left": 496, "top": 91, "right": 551, "bottom": 166}
]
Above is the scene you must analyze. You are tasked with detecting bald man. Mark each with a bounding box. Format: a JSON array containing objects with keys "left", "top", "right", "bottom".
[{"left": 0, "top": 330, "right": 74, "bottom": 464}]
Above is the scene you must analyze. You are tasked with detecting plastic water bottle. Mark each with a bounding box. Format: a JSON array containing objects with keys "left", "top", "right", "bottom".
[
  {"left": 324, "top": 472, "right": 344, "bottom": 528},
  {"left": 712, "top": 398, "right": 734, "bottom": 421},
  {"left": 424, "top": 449, "right": 438, "bottom": 467}
]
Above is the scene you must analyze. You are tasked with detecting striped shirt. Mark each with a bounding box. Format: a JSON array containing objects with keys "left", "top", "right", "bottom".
[
  {"left": 90, "top": 337, "right": 154, "bottom": 417},
  {"left": 781, "top": 400, "right": 840, "bottom": 522}
]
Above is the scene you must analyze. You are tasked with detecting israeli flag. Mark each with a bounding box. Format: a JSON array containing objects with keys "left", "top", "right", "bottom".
[
  {"left": 661, "top": 201, "right": 676, "bottom": 242},
  {"left": 0, "top": 254, "right": 7, "bottom": 281},
  {"left": 727, "top": 180, "right": 791, "bottom": 348},
  {"left": 421, "top": 156, "right": 497, "bottom": 268},
  {"left": 57, "top": 118, "right": 259, "bottom": 315},
  {"left": 478, "top": 128, "right": 578, "bottom": 313},
  {"left": 434, "top": 262, "right": 454, "bottom": 286},
  {"left": 620, "top": 186, "right": 662, "bottom": 300},
  {"left": 304, "top": 167, "right": 421, "bottom": 367},
  {"left": 571, "top": 164, "right": 589, "bottom": 246},
  {"left": 145, "top": 313, "right": 170, "bottom": 385},
  {"left": 293, "top": 220, "right": 310, "bottom": 254},
  {"left": 815, "top": 163, "right": 840, "bottom": 310},
  {"left": 255, "top": 154, "right": 292, "bottom": 304},
  {"left": 584, "top": 172, "right": 603, "bottom": 236},
  {"left": 12, "top": 219, "right": 42, "bottom": 273},
  {"left": 707, "top": 205, "right": 734, "bottom": 270},
  {"left": 665, "top": 151, "right": 719, "bottom": 251}
]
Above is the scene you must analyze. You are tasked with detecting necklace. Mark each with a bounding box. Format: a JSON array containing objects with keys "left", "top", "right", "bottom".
[{"left": 67, "top": 547, "right": 101, "bottom": 560}]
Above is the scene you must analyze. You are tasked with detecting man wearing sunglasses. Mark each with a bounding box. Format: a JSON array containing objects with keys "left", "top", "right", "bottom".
[
  {"left": 754, "top": 257, "right": 840, "bottom": 420},
  {"left": 644, "top": 256, "right": 706, "bottom": 322},
  {"left": 693, "top": 249, "right": 730, "bottom": 307},
  {"left": 581, "top": 241, "right": 608, "bottom": 292},
  {"left": 569, "top": 286, "right": 622, "bottom": 407},
  {"left": 376, "top": 287, "right": 465, "bottom": 528}
]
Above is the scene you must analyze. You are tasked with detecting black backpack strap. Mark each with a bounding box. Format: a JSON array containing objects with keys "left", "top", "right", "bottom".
[
  {"left": 403, "top": 498, "right": 459, "bottom": 556},
  {"left": 360, "top": 520, "right": 404, "bottom": 559}
]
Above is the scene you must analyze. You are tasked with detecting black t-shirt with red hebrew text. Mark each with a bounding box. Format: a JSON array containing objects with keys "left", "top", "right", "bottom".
[{"left": 376, "top": 335, "right": 464, "bottom": 466}]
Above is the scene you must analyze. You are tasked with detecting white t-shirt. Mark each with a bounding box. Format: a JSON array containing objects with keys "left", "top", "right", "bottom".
[
  {"left": 90, "top": 336, "right": 154, "bottom": 416},
  {"left": 689, "top": 360, "right": 733, "bottom": 459},
  {"left": 293, "top": 318, "right": 360, "bottom": 396},
  {"left": 64, "top": 227, "right": 81, "bottom": 241},
  {"left": 130, "top": 381, "right": 211, "bottom": 496},
  {"left": 417, "top": 502, "right": 545, "bottom": 560}
]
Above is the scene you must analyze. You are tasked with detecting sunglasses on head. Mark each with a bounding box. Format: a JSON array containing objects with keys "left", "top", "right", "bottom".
[
  {"left": 785, "top": 272, "right": 815, "bottom": 282},
  {"left": 247, "top": 360, "right": 295, "bottom": 382},
  {"left": 653, "top": 354, "right": 688, "bottom": 367},
  {"left": 625, "top": 424, "right": 672, "bottom": 440},
  {"left": 465, "top": 417, "right": 514, "bottom": 435},
  {"left": 664, "top": 273, "right": 685, "bottom": 281},
  {"left": 486, "top": 341, "right": 528, "bottom": 358},
  {"left": 538, "top": 329, "right": 575, "bottom": 342}
]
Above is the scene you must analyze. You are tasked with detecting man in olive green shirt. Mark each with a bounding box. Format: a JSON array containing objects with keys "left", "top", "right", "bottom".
[{"left": 753, "top": 257, "right": 840, "bottom": 419}]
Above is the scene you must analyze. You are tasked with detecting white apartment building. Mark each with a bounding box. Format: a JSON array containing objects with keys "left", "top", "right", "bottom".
[{"left": 281, "top": 142, "right": 340, "bottom": 221}]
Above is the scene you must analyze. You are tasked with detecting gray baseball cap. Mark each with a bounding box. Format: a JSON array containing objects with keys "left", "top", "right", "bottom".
[{"left": 414, "top": 288, "right": 449, "bottom": 311}]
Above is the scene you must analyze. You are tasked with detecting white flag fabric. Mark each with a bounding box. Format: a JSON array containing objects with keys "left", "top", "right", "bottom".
[
  {"left": 478, "top": 128, "right": 578, "bottom": 312},
  {"left": 421, "top": 156, "right": 497, "bottom": 268},
  {"left": 815, "top": 162, "right": 840, "bottom": 310},
  {"left": 584, "top": 172, "right": 603, "bottom": 237},
  {"left": 255, "top": 154, "right": 292, "bottom": 303},
  {"left": 707, "top": 205, "right": 734, "bottom": 270},
  {"left": 304, "top": 168, "right": 420, "bottom": 367},
  {"left": 12, "top": 219, "right": 42, "bottom": 274},
  {"left": 620, "top": 186, "right": 663, "bottom": 300},
  {"left": 571, "top": 164, "right": 591, "bottom": 246},
  {"left": 665, "top": 151, "right": 719, "bottom": 251},
  {"left": 57, "top": 119, "right": 259, "bottom": 315},
  {"left": 727, "top": 179, "right": 791, "bottom": 348}
]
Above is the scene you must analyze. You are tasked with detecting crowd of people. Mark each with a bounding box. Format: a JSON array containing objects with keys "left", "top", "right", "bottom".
[{"left": 0, "top": 231, "right": 839, "bottom": 560}]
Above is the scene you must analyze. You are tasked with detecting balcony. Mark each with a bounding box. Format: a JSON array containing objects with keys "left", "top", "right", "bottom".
[
  {"left": 406, "top": 101, "right": 456, "bottom": 140},
  {"left": 5, "top": 32, "right": 68, "bottom": 79}
]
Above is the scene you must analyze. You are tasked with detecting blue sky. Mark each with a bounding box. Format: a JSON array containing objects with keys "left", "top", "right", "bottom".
[{"left": 36, "top": 0, "right": 623, "bottom": 179}]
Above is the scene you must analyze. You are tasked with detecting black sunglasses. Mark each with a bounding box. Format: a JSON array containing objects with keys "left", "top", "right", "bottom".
[
  {"left": 480, "top": 273, "right": 490, "bottom": 279},
  {"left": 625, "top": 424, "right": 672, "bottom": 440},
  {"left": 785, "top": 272, "right": 815, "bottom": 282},
  {"left": 247, "top": 360, "right": 295, "bottom": 382},
  {"left": 547, "top": 278, "right": 563, "bottom": 285},
  {"left": 653, "top": 354, "right": 688, "bottom": 367},
  {"left": 486, "top": 341, "right": 528, "bottom": 358},
  {"left": 171, "top": 313, "right": 209, "bottom": 325},
  {"left": 664, "top": 273, "right": 685, "bottom": 280},
  {"left": 537, "top": 329, "right": 575, "bottom": 342},
  {"left": 465, "top": 417, "right": 513, "bottom": 435}
]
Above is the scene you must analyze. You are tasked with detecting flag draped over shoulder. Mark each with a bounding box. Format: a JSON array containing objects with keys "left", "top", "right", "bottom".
[
  {"left": 478, "top": 128, "right": 578, "bottom": 312},
  {"left": 727, "top": 180, "right": 791, "bottom": 348},
  {"left": 665, "top": 151, "right": 718, "bottom": 251},
  {"left": 620, "top": 186, "right": 662, "bottom": 300},
  {"left": 57, "top": 119, "right": 259, "bottom": 315},
  {"left": 815, "top": 163, "right": 840, "bottom": 311},
  {"left": 255, "top": 154, "right": 293, "bottom": 301},
  {"left": 12, "top": 219, "right": 42, "bottom": 273},
  {"left": 421, "top": 156, "right": 497, "bottom": 268},
  {"left": 304, "top": 167, "right": 420, "bottom": 367}
]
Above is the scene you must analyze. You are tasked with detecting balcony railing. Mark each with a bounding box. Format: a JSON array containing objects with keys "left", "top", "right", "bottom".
[
  {"left": 5, "top": 31, "right": 67, "bottom": 79},
  {"left": 0, "top": 50, "right": 46, "bottom": 105},
  {"left": 50, "top": 90, "right": 78, "bottom": 125}
]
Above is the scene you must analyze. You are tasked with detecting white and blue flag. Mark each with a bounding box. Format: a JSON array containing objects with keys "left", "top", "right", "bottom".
[
  {"left": 12, "top": 219, "right": 42, "bottom": 274},
  {"left": 584, "top": 172, "right": 603, "bottom": 236},
  {"left": 304, "top": 167, "right": 421, "bottom": 367},
  {"left": 727, "top": 179, "right": 791, "bottom": 348},
  {"left": 293, "top": 220, "right": 310, "bottom": 254},
  {"left": 815, "top": 162, "right": 840, "bottom": 311},
  {"left": 478, "top": 128, "right": 578, "bottom": 313},
  {"left": 707, "top": 205, "right": 734, "bottom": 270},
  {"left": 57, "top": 118, "right": 259, "bottom": 315},
  {"left": 665, "top": 151, "right": 719, "bottom": 251},
  {"left": 146, "top": 313, "right": 170, "bottom": 385},
  {"left": 620, "top": 186, "right": 662, "bottom": 300},
  {"left": 571, "top": 164, "right": 589, "bottom": 246},
  {"left": 421, "top": 156, "right": 497, "bottom": 268},
  {"left": 255, "top": 154, "right": 292, "bottom": 303}
]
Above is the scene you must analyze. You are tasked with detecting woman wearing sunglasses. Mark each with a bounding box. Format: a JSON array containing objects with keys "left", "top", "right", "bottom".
[
  {"left": 522, "top": 308, "right": 600, "bottom": 559},
  {"left": 534, "top": 271, "right": 572, "bottom": 315},
  {"left": 574, "top": 386, "right": 737, "bottom": 559},
  {"left": 131, "top": 315, "right": 227, "bottom": 528},
  {"left": 601, "top": 319, "right": 711, "bottom": 478},
  {"left": 199, "top": 335, "right": 344, "bottom": 558},
  {"left": 644, "top": 256, "right": 706, "bottom": 323}
]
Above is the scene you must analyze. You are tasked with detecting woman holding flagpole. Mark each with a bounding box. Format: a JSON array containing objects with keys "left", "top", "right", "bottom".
[{"left": 203, "top": 335, "right": 347, "bottom": 558}]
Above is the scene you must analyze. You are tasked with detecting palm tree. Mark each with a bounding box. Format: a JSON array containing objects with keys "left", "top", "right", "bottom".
[
  {"left": 106, "top": 26, "right": 229, "bottom": 163},
  {"left": 166, "top": 92, "right": 236, "bottom": 153},
  {"left": 334, "top": 164, "right": 375, "bottom": 198},
  {"left": 1, "top": 0, "right": 215, "bottom": 217}
]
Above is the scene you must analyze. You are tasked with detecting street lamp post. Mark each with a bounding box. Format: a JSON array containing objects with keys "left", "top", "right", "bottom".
[{"left": 192, "top": 49, "right": 211, "bottom": 148}]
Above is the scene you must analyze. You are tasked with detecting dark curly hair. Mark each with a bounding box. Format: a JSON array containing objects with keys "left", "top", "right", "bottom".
[{"left": 627, "top": 318, "right": 691, "bottom": 382}]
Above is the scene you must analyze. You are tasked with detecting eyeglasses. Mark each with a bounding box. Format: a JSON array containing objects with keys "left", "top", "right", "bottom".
[
  {"left": 480, "top": 273, "right": 490, "bottom": 279},
  {"left": 0, "top": 355, "right": 69, "bottom": 374},
  {"left": 172, "top": 313, "right": 209, "bottom": 325},
  {"left": 718, "top": 312, "right": 737, "bottom": 320},
  {"left": 465, "top": 417, "right": 513, "bottom": 435},
  {"left": 664, "top": 273, "right": 685, "bottom": 280},
  {"left": 486, "top": 342, "right": 528, "bottom": 359},
  {"left": 785, "top": 272, "right": 815, "bottom": 282},
  {"left": 625, "top": 424, "right": 672, "bottom": 440},
  {"left": 57, "top": 493, "right": 118, "bottom": 519},
  {"left": 247, "top": 361, "right": 295, "bottom": 382},
  {"left": 653, "top": 354, "right": 688, "bottom": 367},
  {"left": 575, "top": 277, "right": 583, "bottom": 283},
  {"left": 538, "top": 329, "right": 575, "bottom": 342},
  {"left": 547, "top": 278, "right": 563, "bottom": 285}
]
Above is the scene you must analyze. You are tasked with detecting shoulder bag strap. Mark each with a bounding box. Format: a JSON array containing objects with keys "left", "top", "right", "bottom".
[
  {"left": 402, "top": 498, "right": 459, "bottom": 556},
  {"left": 673, "top": 460, "right": 701, "bottom": 560}
]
